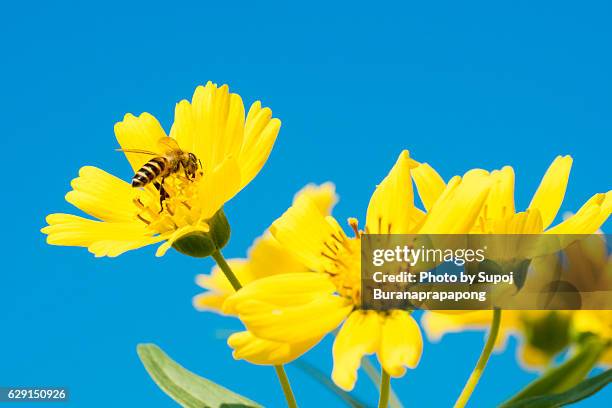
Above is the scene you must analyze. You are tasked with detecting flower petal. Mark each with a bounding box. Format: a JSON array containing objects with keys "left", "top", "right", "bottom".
[
  {"left": 293, "top": 182, "right": 338, "bottom": 215},
  {"left": 238, "top": 101, "right": 281, "bottom": 190},
  {"left": 171, "top": 82, "right": 246, "bottom": 174},
  {"left": 420, "top": 169, "right": 492, "bottom": 234},
  {"left": 545, "top": 191, "right": 612, "bottom": 235},
  {"left": 379, "top": 311, "right": 423, "bottom": 377},
  {"left": 41, "top": 214, "right": 162, "bottom": 257},
  {"left": 193, "top": 260, "right": 250, "bottom": 314},
  {"left": 65, "top": 166, "right": 138, "bottom": 222},
  {"left": 114, "top": 112, "right": 167, "bottom": 172},
  {"left": 412, "top": 162, "right": 446, "bottom": 212},
  {"left": 223, "top": 272, "right": 340, "bottom": 314},
  {"left": 197, "top": 157, "right": 242, "bottom": 220},
  {"left": 528, "top": 155, "right": 573, "bottom": 229},
  {"left": 517, "top": 343, "right": 551, "bottom": 371},
  {"left": 228, "top": 331, "right": 322, "bottom": 365},
  {"left": 485, "top": 166, "right": 516, "bottom": 221},
  {"left": 270, "top": 196, "right": 348, "bottom": 273},
  {"left": 236, "top": 297, "right": 351, "bottom": 344},
  {"left": 366, "top": 150, "right": 420, "bottom": 234},
  {"left": 421, "top": 310, "right": 519, "bottom": 349},
  {"left": 247, "top": 234, "right": 308, "bottom": 280},
  {"left": 222, "top": 274, "right": 355, "bottom": 361},
  {"left": 332, "top": 311, "right": 382, "bottom": 391}
]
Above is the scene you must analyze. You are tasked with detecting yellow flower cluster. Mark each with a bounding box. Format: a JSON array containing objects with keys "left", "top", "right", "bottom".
[{"left": 42, "top": 82, "right": 612, "bottom": 400}]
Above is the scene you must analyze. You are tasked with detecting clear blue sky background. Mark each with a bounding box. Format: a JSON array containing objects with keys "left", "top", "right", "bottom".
[{"left": 1, "top": 1, "right": 610, "bottom": 406}]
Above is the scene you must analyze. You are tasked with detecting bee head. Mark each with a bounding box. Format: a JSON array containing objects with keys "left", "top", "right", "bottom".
[{"left": 183, "top": 152, "right": 199, "bottom": 178}]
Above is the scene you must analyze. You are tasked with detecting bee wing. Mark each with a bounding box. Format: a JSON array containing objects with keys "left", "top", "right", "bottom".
[
  {"left": 115, "top": 148, "right": 159, "bottom": 156},
  {"left": 157, "top": 137, "right": 182, "bottom": 153}
]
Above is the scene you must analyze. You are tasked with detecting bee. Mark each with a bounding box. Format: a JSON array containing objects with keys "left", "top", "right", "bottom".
[{"left": 117, "top": 137, "right": 202, "bottom": 209}]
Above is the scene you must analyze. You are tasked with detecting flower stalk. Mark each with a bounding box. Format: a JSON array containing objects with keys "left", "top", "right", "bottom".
[
  {"left": 211, "top": 250, "right": 242, "bottom": 291},
  {"left": 378, "top": 369, "right": 391, "bottom": 408},
  {"left": 275, "top": 365, "right": 299, "bottom": 408},
  {"left": 211, "top": 250, "right": 298, "bottom": 408},
  {"left": 454, "top": 308, "right": 502, "bottom": 408}
]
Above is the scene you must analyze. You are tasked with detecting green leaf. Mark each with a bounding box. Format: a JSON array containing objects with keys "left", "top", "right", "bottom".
[
  {"left": 502, "top": 369, "right": 612, "bottom": 408},
  {"left": 501, "top": 339, "right": 606, "bottom": 407},
  {"left": 137, "top": 343, "right": 263, "bottom": 408}
]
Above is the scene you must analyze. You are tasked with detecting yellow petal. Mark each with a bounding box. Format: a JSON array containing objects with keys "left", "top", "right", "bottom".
[
  {"left": 236, "top": 296, "right": 351, "bottom": 343},
  {"left": 228, "top": 331, "right": 322, "bottom": 365},
  {"left": 545, "top": 191, "right": 612, "bottom": 235},
  {"left": 223, "top": 272, "right": 339, "bottom": 314},
  {"left": 65, "top": 166, "right": 138, "bottom": 222},
  {"left": 421, "top": 310, "right": 494, "bottom": 341},
  {"left": 171, "top": 82, "right": 246, "bottom": 174},
  {"left": 484, "top": 166, "right": 516, "bottom": 220},
  {"left": 193, "top": 260, "right": 251, "bottom": 314},
  {"left": 247, "top": 233, "right": 308, "bottom": 280},
  {"left": 332, "top": 311, "right": 382, "bottom": 391},
  {"left": 270, "top": 196, "right": 348, "bottom": 273},
  {"left": 366, "top": 150, "right": 419, "bottom": 234},
  {"left": 517, "top": 343, "right": 551, "bottom": 371},
  {"left": 239, "top": 102, "right": 281, "bottom": 189},
  {"left": 197, "top": 157, "right": 242, "bottom": 220},
  {"left": 420, "top": 169, "right": 492, "bottom": 234},
  {"left": 379, "top": 311, "right": 423, "bottom": 377},
  {"left": 528, "top": 155, "right": 573, "bottom": 229},
  {"left": 114, "top": 112, "right": 167, "bottom": 172},
  {"left": 41, "top": 214, "right": 162, "bottom": 257},
  {"left": 421, "top": 310, "right": 520, "bottom": 350},
  {"left": 224, "top": 273, "right": 353, "bottom": 343},
  {"left": 495, "top": 210, "right": 543, "bottom": 234},
  {"left": 599, "top": 348, "right": 612, "bottom": 367},
  {"left": 572, "top": 311, "right": 612, "bottom": 339},
  {"left": 566, "top": 232, "right": 608, "bottom": 274},
  {"left": 412, "top": 162, "right": 446, "bottom": 212},
  {"left": 292, "top": 182, "right": 338, "bottom": 215}
]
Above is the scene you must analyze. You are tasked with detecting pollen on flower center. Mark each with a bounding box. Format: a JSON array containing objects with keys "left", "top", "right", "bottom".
[
  {"left": 132, "top": 173, "right": 205, "bottom": 235},
  {"left": 320, "top": 220, "right": 363, "bottom": 305}
]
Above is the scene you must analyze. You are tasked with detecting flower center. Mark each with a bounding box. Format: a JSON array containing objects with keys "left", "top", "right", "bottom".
[
  {"left": 132, "top": 173, "right": 205, "bottom": 234},
  {"left": 322, "top": 219, "right": 363, "bottom": 306}
]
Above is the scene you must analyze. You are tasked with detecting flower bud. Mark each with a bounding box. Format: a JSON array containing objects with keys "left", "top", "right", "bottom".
[
  {"left": 172, "top": 209, "right": 231, "bottom": 258},
  {"left": 521, "top": 311, "right": 571, "bottom": 359}
]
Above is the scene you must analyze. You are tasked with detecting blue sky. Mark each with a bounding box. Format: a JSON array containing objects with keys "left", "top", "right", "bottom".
[{"left": 1, "top": 1, "right": 610, "bottom": 406}]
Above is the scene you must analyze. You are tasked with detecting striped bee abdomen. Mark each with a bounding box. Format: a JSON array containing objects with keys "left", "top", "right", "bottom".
[{"left": 132, "top": 157, "right": 168, "bottom": 187}]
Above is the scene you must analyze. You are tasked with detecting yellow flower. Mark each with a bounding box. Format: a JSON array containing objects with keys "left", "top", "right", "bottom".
[
  {"left": 421, "top": 157, "right": 612, "bottom": 370},
  {"left": 41, "top": 82, "right": 281, "bottom": 257},
  {"left": 223, "top": 151, "right": 493, "bottom": 390},
  {"left": 469, "top": 156, "right": 611, "bottom": 234},
  {"left": 193, "top": 182, "right": 338, "bottom": 313}
]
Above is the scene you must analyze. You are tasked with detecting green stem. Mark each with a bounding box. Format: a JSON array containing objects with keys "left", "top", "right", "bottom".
[
  {"left": 211, "top": 250, "right": 242, "bottom": 291},
  {"left": 362, "top": 357, "right": 403, "bottom": 408},
  {"left": 378, "top": 369, "right": 391, "bottom": 408},
  {"left": 275, "top": 365, "right": 299, "bottom": 408},
  {"left": 454, "top": 308, "right": 502, "bottom": 408},
  {"left": 211, "top": 250, "right": 298, "bottom": 408}
]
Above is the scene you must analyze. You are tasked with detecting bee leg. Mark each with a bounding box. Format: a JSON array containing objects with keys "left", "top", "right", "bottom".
[{"left": 154, "top": 179, "right": 169, "bottom": 213}]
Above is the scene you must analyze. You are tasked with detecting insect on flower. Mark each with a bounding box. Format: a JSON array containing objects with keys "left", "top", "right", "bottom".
[
  {"left": 117, "top": 137, "right": 203, "bottom": 210},
  {"left": 42, "top": 82, "right": 281, "bottom": 258}
]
